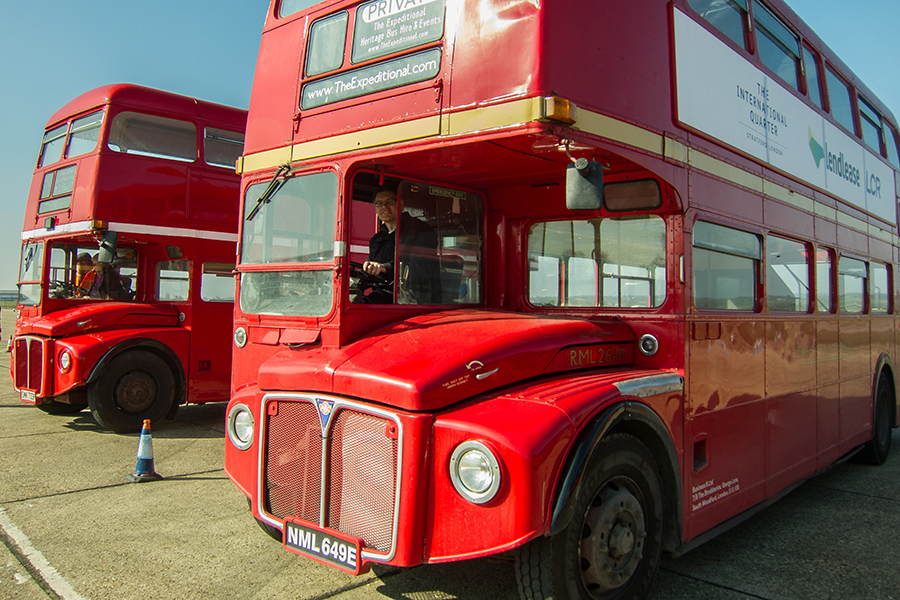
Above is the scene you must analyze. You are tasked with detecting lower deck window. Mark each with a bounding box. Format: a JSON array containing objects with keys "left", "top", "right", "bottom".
[
  {"left": 693, "top": 221, "right": 760, "bottom": 311},
  {"left": 527, "top": 215, "right": 667, "bottom": 309}
]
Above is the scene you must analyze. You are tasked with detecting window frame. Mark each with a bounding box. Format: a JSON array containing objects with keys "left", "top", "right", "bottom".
[
  {"left": 765, "top": 234, "right": 810, "bottom": 313},
  {"left": 752, "top": 1, "right": 801, "bottom": 91},
  {"left": 824, "top": 63, "right": 857, "bottom": 135}
]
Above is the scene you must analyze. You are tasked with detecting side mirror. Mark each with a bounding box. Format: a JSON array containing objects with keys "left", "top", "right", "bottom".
[
  {"left": 96, "top": 231, "right": 118, "bottom": 264},
  {"left": 566, "top": 158, "right": 604, "bottom": 210}
]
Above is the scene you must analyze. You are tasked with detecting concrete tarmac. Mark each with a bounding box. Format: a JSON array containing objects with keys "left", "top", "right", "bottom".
[{"left": 1, "top": 307, "right": 898, "bottom": 599}]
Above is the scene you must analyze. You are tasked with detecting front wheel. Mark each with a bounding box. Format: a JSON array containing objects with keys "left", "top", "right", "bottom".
[
  {"left": 516, "top": 433, "right": 664, "bottom": 600},
  {"left": 87, "top": 351, "right": 176, "bottom": 433}
]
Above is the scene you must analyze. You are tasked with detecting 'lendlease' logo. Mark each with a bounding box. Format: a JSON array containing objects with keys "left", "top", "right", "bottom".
[{"left": 809, "top": 129, "right": 861, "bottom": 188}]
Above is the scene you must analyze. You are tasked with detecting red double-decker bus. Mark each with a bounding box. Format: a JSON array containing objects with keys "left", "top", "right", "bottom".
[
  {"left": 225, "top": 1, "right": 899, "bottom": 597},
  {"left": 12, "top": 84, "right": 246, "bottom": 433}
]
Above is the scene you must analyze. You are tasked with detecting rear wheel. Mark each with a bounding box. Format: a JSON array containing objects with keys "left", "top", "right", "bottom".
[
  {"left": 87, "top": 351, "right": 175, "bottom": 433},
  {"left": 858, "top": 375, "right": 893, "bottom": 465},
  {"left": 516, "top": 433, "right": 664, "bottom": 600}
]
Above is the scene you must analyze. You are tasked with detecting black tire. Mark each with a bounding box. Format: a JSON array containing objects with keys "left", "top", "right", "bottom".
[
  {"left": 516, "top": 433, "right": 664, "bottom": 600},
  {"left": 36, "top": 400, "right": 87, "bottom": 415},
  {"left": 254, "top": 516, "right": 283, "bottom": 542},
  {"left": 87, "top": 351, "right": 175, "bottom": 433},
  {"left": 247, "top": 498, "right": 282, "bottom": 542},
  {"left": 858, "top": 374, "right": 893, "bottom": 465}
]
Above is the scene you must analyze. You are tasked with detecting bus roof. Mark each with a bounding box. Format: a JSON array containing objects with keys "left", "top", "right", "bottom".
[{"left": 46, "top": 83, "right": 247, "bottom": 131}]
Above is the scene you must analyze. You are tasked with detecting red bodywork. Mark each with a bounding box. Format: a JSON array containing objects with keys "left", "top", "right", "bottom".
[
  {"left": 226, "top": 0, "right": 899, "bottom": 575},
  {"left": 12, "top": 84, "right": 247, "bottom": 418}
]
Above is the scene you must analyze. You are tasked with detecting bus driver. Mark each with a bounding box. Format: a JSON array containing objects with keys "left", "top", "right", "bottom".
[{"left": 358, "top": 189, "right": 439, "bottom": 304}]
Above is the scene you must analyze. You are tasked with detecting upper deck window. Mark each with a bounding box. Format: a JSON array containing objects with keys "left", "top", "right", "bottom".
[
  {"left": 802, "top": 46, "right": 823, "bottom": 109},
  {"left": 528, "top": 216, "right": 666, "bottom": 309},
  {"left": 886, "top": 125, "right": 900, "bottom": 168},
  {"left": 107, "top": 112, "right": 197, "bottom": 163},
  {"left": 688, "top": 0, "right": 748, "bottom": 49},
  {"left": 38, "top": 110, "right": 104, "bottom": 168},
  {"left": 38, "top": 124, "right": 68, "bottom": 168},
  {"left": 306, "top": 12, "right": 349, "bottom": 77},
  {"left": 204, "top": 127, "right": 245, "bottom": 169},
  {"left": 38, "top": 165, "right": 76, "bottom": 214},
  {"left": 65, "top": 111, "right": 103, "bottom": 159},
  {"left": 279, "top": 0, "right": 317, "bottom": 18},
  {"left": 825, "top": 66, "right": 855, "bottom": 134},
  {"left": 754, "top": 2, "right": 800, "bottom": 90},
  {"left": 859, "top": 98, "right": 884, "bottom": 154}
]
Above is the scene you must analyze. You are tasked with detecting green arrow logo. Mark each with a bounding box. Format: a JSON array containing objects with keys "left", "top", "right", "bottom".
[{"left": 809, "top": 128, "right": 824, "bottom": 168}]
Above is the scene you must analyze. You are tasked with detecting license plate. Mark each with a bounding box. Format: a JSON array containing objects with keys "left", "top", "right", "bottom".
[
  {"left": 20, "top": 390, "right": 36, "bottom": 403},
  {"left": 283, "top": 517, "right": 363, "bottom": 575}
]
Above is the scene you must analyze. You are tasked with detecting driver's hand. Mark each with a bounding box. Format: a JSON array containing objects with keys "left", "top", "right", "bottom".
[{"left": 362, "top": 261, "right": 387, "bottom": 276}]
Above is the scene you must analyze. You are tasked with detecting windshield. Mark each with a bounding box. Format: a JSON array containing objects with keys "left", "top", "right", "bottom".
[
  {"left": 239, "top": 171, "right": 338, "bottom": 316},
  {"left": 18, "top": 242, "right": 44, "bottom": 306},
  {"left": 528, "top": 215, "right": 667, "bottom": 308}
]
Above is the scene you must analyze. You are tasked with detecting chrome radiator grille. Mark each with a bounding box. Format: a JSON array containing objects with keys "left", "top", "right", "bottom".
[
  {"left": 14, "top": 336, "right": 46, "bottom": 394},
  {"left": 263, "top": 397, "right": 400, "bottom": 554}
]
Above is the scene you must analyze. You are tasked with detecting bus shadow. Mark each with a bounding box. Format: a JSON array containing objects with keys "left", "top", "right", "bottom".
[
  {"left": 367, "top": 558, "right": 519, "bottom": 600},
  {"left": 60, "top": 402, "right": 227, "bottom": 439}
]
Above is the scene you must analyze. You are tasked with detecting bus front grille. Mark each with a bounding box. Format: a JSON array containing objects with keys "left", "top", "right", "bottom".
[
  {"left": 14, "top": 336, "right": 46, "bottom": 394},
  {"left": 263, "top": 397, "right": 399, "bottom": 554}
]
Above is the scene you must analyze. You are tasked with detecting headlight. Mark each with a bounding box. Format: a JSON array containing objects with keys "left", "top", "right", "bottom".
[
  {"left": 58, "top": 349, "right": 72, "bottom": 373},
  {"left": 639, "top": 334, "right": 659, "bottom": 356},
  {"left": 449, "top": 440, "right": 501, "bottom": 504},
  {"left": 227, "top": 405, "right": 254, "bottom": 450},
  {"left": 234, "top": 326, "right": 248, "bottom": 348}
]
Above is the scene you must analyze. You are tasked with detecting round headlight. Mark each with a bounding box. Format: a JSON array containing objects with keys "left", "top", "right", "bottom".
[
  {"left": 227, "top": 405, "right": 254, "bottom": 450},
  {"left": 639, "top": 334, "right": 659, "bottom": 357},
  {"left": 449, "top": 440, "right": 501, "bottom": 504},
  {"left": 58, "top": 349, "right": 72, "bottom": 373},
  {"left": 234, "top": 326, "right": 248, "bottom": 348}
]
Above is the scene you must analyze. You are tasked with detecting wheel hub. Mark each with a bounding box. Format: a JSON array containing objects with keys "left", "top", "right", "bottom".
[
  {"left": 114, "top": 370, "right": 157, "bottom": 414},
  {"left": 580, "top": 480, "right": 647, "bottom": 595}
]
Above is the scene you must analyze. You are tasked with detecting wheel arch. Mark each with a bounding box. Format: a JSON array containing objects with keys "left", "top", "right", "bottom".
[
  {"left": 549, "top": 400, "right": 683, "bottom": 554},
  {"left": 86, "top": 338, "right": 187, "bottom": 407}
]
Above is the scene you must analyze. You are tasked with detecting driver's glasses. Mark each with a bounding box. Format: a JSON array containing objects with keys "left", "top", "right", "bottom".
[{"left": 374, "top": 199, "right": 396, "bottom": 208}]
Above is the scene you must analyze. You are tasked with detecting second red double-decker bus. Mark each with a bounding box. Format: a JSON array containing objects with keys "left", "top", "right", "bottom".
[
  {"left": 12, "top": 84, "right": 246, "bottom": 433},
  {"left": 226, "top": 1, "right": 899, "bottom": 598}
]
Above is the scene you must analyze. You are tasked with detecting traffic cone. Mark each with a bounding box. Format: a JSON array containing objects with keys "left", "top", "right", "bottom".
[{"left": 127, "top": 419, "right": 163, "bottom": 483}]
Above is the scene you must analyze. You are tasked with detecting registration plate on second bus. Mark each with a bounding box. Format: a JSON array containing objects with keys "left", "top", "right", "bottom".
[
  {"left": 283, "top": 517, "right": 363, "bottom": 575},
  {"left": 20, "top": 390, "right": 36, "bottom": 403}
]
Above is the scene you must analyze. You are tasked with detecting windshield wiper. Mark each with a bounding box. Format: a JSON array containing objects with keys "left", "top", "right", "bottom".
[{"left": 246, "top": 164, "right": 292, "bottom": 222}]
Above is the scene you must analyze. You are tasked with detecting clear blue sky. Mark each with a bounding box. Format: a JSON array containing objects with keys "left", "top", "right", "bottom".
[{"left": 0, "top": 1, "right": 898, "bottom": 291}]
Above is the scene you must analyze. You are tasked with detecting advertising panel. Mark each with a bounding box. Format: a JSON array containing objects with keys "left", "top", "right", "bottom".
[{"left": 674, "top": 9, "right": 895, "bottom": 223}]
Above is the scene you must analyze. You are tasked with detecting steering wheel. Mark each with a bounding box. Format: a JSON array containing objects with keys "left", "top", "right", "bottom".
[
  {"left": 349, "top": 261, "right": 391, "bottom": 289},
  {"left": 48, "top": 280, "right": 75, "bottom": 299}
]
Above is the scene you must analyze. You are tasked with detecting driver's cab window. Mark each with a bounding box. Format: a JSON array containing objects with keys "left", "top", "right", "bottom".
[
  {"left": 349, "top": 172, "right": 483, "bottom": 305},
  {"left": 48, "top": 243, "right": 137, "bottom": 301}
]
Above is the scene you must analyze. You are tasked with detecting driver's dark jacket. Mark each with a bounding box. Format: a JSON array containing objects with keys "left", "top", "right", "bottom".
[{"left": 365, "top": 212, "right": 439, "bottom": 304}]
